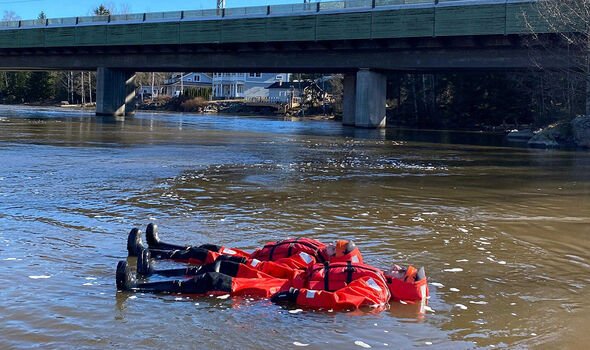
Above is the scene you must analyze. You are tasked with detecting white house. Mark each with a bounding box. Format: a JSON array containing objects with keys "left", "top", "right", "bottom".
[
  {"left": 267, "top": 81, "right": 325, "bottom": 104},
  {"left": 212, "top": 73, "right": 291, "bottom": 100},
  {"left": 138, "top": 85, "right": 164, "bottom": 100},
  {"left": 162, "top": 72, "right": 214, "bottom": 97}
]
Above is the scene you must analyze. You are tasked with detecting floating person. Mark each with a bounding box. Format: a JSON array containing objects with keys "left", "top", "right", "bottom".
[
  {"left": 117, "top": 225, "right": 428, "bottom": 311},
  {"left": 128, "top": 223, "right": 364, "bottom": 268}
]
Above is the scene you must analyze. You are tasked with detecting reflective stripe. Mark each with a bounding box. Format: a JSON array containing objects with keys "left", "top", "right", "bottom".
[
  {"left": 366, "top": 278, "right": 382, "bottom": 292},
  {"left": 221, "top": 248, "right": 236, "bottom": 255},
  {"left": 250, "top": 259, "right": 261, "bottom": 267},
  {"left": 306, "top": 290, "right": 317, "bottom": 299},
  {"left": 299, "top": 252, "right": 313, "bottom": 264},
  {"left": 351, "top": 255, "right": 359, "bottom": 263}
]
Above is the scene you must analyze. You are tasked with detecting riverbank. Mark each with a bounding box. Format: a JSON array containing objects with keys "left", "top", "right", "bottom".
[{"left": 504, "top": 116, "right": 590, "bottom": 149}]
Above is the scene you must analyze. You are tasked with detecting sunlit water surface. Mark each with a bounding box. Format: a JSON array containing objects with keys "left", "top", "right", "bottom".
[{"left": 0, "top": 106, "right": 589, "bottom": 349}]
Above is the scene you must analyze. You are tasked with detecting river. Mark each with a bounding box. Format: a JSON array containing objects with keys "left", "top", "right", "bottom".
[{"left": 0, "top": 105, "right": 589, "bottom": 349}]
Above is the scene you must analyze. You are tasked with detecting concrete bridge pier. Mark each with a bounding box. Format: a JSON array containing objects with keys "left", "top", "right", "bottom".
[
  {"left": 342, "top": 69, "right": 387, "bottom": 128},
  {"left": 96, "top": 68, "right": 136, "bottom": 117},
  {"left": 342, "top": 73, "right": 357, "bottom": 126}
]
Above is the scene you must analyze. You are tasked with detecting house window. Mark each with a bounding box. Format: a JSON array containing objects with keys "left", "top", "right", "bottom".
[
  {"left": 237, "top": 85, "right": 244, "bottom": 94},
  {"left": 249, "top": 73, "right": 262, "bottom": 78},
  {"left": 276, "top": 75, "right": 283, "bottom": 81},
  {"left": 195, "top": 75, "right": 200, "bottom": 82}
]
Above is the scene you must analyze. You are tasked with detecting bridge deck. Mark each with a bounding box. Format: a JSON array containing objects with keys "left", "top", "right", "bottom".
[{"left": 0, "top": 0, "right": 553, "bottom": 49}]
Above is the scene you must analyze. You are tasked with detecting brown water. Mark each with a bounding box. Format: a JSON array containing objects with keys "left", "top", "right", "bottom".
[{"left": 0, "top": 105, "right": 589, "bottom": 349}]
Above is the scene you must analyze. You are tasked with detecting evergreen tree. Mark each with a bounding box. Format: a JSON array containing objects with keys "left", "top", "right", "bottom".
[
  {"left": 27, "top": 72, "right": 55, "bottom": 102},
  {"left": 94, "top": 5, "right": 110, "bottom": 16}
]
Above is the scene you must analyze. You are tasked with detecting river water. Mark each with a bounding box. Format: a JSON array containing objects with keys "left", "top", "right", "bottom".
[{"left": 0, "top": 105, "right": 588, "bottom": 349}]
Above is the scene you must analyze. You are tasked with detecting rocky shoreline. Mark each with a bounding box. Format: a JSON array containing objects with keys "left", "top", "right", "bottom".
[{"left": 507, "top": 116, "right": 590, "bottom": 149}]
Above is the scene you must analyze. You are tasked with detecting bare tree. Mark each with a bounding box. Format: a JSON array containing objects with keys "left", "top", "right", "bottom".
[
  {"left": 526, "top": 0, "right": 589, "bottom": 115},
  {"left": 2, "top": 10, "right": 20, "bottom": 22}
]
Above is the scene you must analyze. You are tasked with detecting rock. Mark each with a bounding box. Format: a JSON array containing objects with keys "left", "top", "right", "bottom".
[
  {"left": 572, "top": 115, "right": 590, "bottom": 148},
  {"left": 506, "top": 129, "right": 534, "bottom": 142},
  {"left": 528, "top": 121, "right": 570, "bottom": 148}
]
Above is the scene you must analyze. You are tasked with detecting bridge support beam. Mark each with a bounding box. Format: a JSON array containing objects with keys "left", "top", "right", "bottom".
[
  {"left": 342, "top": 73, "right": 357, "bottom": 126},
  {"left": 96, "top": 68, "right": 136, "bottom": 117},
  {"left": 354, "top": 69, "right": 387, "bottom": 128}
]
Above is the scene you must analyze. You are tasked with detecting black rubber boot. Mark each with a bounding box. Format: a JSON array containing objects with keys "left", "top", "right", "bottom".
[
  {"left": 127, "top": 228, "right": 145, "bottom": 257},
  {"left": 146, "top": 223, "right": 160, "bottom": 247},
  {"left": 136, "top": 248, "right": 154, "bottom": 276},
  {"left": 149, "top": 247, "right": 210, "bottom": 262},
  {"left": 130, "top": 273, "right": 232, "bottom": 294},
  {"left": 116, "top": 261, "right": 137, "bottom": 291},
  {"left": 146, "top": 223, "right": 191, "bottom": 250},
  {"left": 132, "top": 280, "right": 183, "bottom": 294},
  {"left": 137, "top": 248, "right": 199, "bottom": 277}
]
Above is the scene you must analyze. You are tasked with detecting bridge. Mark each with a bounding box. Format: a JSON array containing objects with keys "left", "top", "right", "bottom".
[{"left": 0, "top": 0, "right": 573, "bottom": 127}]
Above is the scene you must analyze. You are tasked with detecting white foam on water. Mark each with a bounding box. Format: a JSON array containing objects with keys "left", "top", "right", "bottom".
[
  {"left": 425, "top": 342, "right": 433, "bottom": 345},
  {"left": 477, "top": 247, "right": 486, "bottom": 251},
  {"left": 424, "top": 306, "right": 435, "bottom": 313},
  {"left": 399, "top": 300, "right": 407, "bottom": 305},
  {"left": 469, "top": 301, "right": 488, "bottom": 305},
  {"left": 3, "top": 258, "right": 20, "bottom": 261},
  {"left": 217, "top": 294, "right": 230, "bottom": 300},
  {"left": 456, "top": 259, "right": 469, "bottom": 262},
  {"left": 430, "top": 282, "right": 444, "bottom": 288},
  {"left": 449, "top": 288, "right": 460, "bottom": 292},
  {"left": 444, "top": 268, "right": 463, "bottom": 273},
  {"left": 289, "top": 309, "right": 303, "bottom": 314},
  {"left": 82, "top": 283, "right": 94, "bottom": 286},
  {"left": 458, "top": 228, "right": 469, "bottom": 233},
  {"left": 85, "top": 277, "right": 97, "bottom": 280},
  {"left": 29, "top": 275, "right": 51, "bottom": 279},
  {"left": 128, "top": 296, "right": 137, "bottom": 299},
  {"left": 354, "top": 340, "right": 371, "bottom": 348},
  {"left": 455, "top": 304, "right": 468, "bottom": 310},
  {"left": 498, "top": 261, "right": 507, "bottom": 265},
  {"left": 174, "top": 297, "right": 183, "bottom": 301},
  {"left": 293, "top": 342, "right": 309, "bottom": 347},
  {"left": 195, "top": 303, "right": 200, "bottom": 306}
]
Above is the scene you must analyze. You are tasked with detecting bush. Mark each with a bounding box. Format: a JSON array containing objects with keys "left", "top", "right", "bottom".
[{"left": 180, "top": 97, "right": 208, "bottom": 112}]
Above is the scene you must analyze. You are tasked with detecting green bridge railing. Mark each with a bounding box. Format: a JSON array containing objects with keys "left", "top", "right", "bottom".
[
  {"left": 0, "top": 0, "right": 536, "bottom": 29},
  {"left": 0, "top": 0, "right": 553, "bottom": 49}
]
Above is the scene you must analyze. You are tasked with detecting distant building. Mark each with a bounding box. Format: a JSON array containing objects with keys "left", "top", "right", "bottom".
[
  {"left": 266, "top": 81, "right": 324, "bottom": 104},
  {"left": 162, "top": 72, "right": 213, "bottom": 97},
  {"left": 138, "top": 85, "right": 164, "bottom": 100},
  {"left": 213, "top": 73, "right": 291, "bottom": 100}
]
